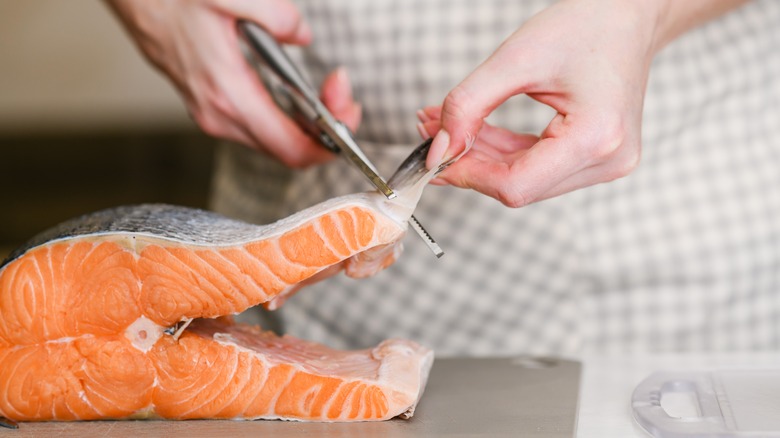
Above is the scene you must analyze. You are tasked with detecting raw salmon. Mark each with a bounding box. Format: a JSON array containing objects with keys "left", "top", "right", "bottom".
[
  {"left": 0, "top": 142, "right": 460, "bottom": 421},
  {"left": 0, "top": 139, "right": 456, "bottom": 424},
  {"left": 0, "top": 197, "right": 431, "bottom": 422}
]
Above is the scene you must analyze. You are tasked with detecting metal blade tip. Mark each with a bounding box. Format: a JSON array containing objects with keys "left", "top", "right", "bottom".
[{"left": 409, "top": 215, "right": 444, "bottom": 258}]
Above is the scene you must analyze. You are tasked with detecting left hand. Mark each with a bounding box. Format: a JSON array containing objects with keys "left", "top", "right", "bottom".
[{"left": 105, "top": 0, "right": 361, "bottom": 168}]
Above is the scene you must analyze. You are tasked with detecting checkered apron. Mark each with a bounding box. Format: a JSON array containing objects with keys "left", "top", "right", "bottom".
[{"left": 211, "top": 0, "right": 780, "bottom": 357}]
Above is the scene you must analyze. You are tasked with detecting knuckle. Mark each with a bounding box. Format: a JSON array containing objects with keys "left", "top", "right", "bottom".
[
  {"left": 591, "top": 138, "right": 621, "bottom": 161},
  {"left": 585, "top": 117, "right": 625, "bottom": 161},
  {"left": 208, "top": 92, "right": 234, "bottom": 116},
  {"left": 192, "top": 110, "right": 222, "bottom": 138},
  {"left": 269, "top": 3, "right": 303, "bottom": 39},
  {"left": 496, "top": 185, "right": 529, "bottom": 209},
  {"left": 191, "top": 92, "right": 236, "bottom": 138},
  {"left": 605, "top": 145, "right": 641, "bottom": 182},
  {"left": 275, "top": 144, "right": 315, "bottom": 169},
  {"left": 442, "top": 85, "right": 474, "bottom": 122},
  {"left": 215, "top": 0, "right": 303, "bottom": 37}
]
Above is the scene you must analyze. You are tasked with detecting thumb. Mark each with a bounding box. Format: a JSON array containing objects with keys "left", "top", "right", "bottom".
[{"left": 427, "top": 47, "right": 534, "bottom": 169}]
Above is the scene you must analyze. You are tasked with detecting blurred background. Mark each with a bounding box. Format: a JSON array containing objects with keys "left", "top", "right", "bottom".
[{"left": 0, "top": 1, "right": 216, "bottom": 259}]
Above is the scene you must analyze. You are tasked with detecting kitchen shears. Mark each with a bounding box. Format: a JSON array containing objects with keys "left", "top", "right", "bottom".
[{"left": 237, "top": 20, "right": 443, "bottom": 257}]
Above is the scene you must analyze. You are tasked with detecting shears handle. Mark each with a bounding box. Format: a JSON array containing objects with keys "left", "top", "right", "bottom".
[{"left": 237, "top": 20, "right": 340, "bottom": 152}]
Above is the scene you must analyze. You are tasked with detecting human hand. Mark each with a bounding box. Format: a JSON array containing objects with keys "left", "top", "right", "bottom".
[
  {"left": 420, "top": 0, "right": 745, "bottom": 207},
  {"left": 105, "top": 0, "right": 361, "bottom": 168}
]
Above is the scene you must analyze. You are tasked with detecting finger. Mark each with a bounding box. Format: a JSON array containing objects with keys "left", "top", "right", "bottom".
[
  {"left": 422, "top": 118, "right": 535, "bottom": 167},
  {"left": 211, "top": 0, "right": 312, "bottom": 45},
  {"left": 417, "top": 105, "right": 533, "bottom": 150},
  {"left": 416, "top": 122, "right": 430, "bottom": 140},
  {"left": 320, "top": 67, "right": 362, "bottom": 132},
  {"left": 417, "top": 120, "right": 441, "bottom": 140},
  {"left": 419, "top": 105, "right": 442, "bottom": 121},
  {"left": 173, "top": 15, "right": 317, "bottom": 160},
  {"left": 417, "top": 106, "right": 442, "bottom": 123},
  {"left": 471, "top": 123, "right": 539, "bottom": 153},
  {"left": 216, "top": 35, "right": 333, "bottom": 166},
  {"left": 420, "top": 106, "right": 538, "bottom": 153},
  {"left": 417, "top": 123, "right": 431, "bottom": 140},
  {"left": 189, "top": 100, "right": 257, "bottom": 148},
  {"left": 439, "top": 135, "right": 586, "bottom": 208},
  {"left": 431, "top": 41, "right": 538, "bottom": 167},
  {"left": 193, "top": 102, "right": 254, "bottom": 147}
]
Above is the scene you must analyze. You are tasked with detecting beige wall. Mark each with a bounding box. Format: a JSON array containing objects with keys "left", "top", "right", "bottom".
[{"left": 0, "top": 0, "right": 193, "bottom": 133}]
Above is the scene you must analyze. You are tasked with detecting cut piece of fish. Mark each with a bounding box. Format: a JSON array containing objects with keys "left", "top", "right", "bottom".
[{"left": 0, "top": 198, "right": 433, "bottom": 422}]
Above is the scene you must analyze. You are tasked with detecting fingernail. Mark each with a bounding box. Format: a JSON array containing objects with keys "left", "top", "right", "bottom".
[
  {"left": 427, "top": 129, "right": 450, "bottom": 168},
  {"left": 430, "top": 176, "right": 447, "bottom": 186},
  {"left": 416, "top": 122, "right": 430, "bottom": 140},
  {"left": 416, "top": 109, "right": 431, "bottom": 123},
  {"left": 464, "top": 131, "right": 476, "bottom": 153},
  {"left": 295, "top": 20, "right": 313, "bottom": 44},
  {"left": 335, "top": 67, "right": 353, "bottom": 100},
  {"left": 335, "top": 66, "right": 349, "bottom": 85}
]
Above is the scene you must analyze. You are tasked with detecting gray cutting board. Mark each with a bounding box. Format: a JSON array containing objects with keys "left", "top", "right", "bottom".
[{"left": 8, "top": 357, "right": 580, "bottom": 437}]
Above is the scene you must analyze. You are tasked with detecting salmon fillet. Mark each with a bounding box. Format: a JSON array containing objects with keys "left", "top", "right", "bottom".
[{"left": 0, "top": 195, "right": 433, "bottom": 422}]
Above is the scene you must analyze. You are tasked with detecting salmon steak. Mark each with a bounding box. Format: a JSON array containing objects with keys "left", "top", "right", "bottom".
[{"left": 0, "top": 141, "right": 453, "bottom": 424}]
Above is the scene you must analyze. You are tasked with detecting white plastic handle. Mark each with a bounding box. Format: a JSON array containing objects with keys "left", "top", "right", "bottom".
[{"left": 631, "top": 372, "right": 725, "bottom": 437}]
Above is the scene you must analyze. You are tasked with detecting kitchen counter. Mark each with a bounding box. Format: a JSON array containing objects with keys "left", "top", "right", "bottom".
[
  {"left": 577, "top": 351, "right": 780, "bottom": 437},
  {"left": 5, "top": 352, "right": 779, "bottom": 437},
  {"left": 4, "top": 357, "right": 580, "bottom": 438}
]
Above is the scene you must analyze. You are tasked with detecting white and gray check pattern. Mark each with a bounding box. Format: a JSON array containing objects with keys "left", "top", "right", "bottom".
[{"left": 211, "top": 0, "right": 780, "bottom": 357}]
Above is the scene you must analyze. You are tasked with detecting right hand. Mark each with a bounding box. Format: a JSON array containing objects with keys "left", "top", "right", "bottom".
[
  {"left": 105, "top": 0, "right": 361, "bottom": 168},
  {"left": 416, "top": 0, "right": 746, "bottom": 208}
]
